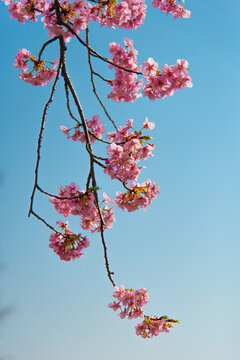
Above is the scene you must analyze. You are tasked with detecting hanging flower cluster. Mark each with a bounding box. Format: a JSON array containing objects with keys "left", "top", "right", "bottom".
[
  {"left": 49, "top": 221, "right": 90, "bottom": 261},
  {"left": 115, "top": 179, "right": 160, "bottom": 212},
  {"left": 108, "top": 38, "right": 143, "bottom": 102},
  {"left": 152, "top": 0, "right": 191, "bottom": 19},
  {"left": 136, "top": 316, "right": 179, "bottom": 338},
  {"left": 14, "top": 48, "right": 58, "bottom": 86},
  {"left": 105, "top": 118, "right": 155, "bottom": 183},
  {"left": 109, "top": 286, "right": 179, "bottom": 337},
  {"left": 49, "top": 183, "right": 115, "bottom": 233},
  {"left": 89, "top": 0, "right": 147, "bottom": 30},
  {"left": 142, "top": 57, "right": 193, "bottom": 100},
  {"left": 108, "top": 39, "right": 192, "bottom": 102},
  {"left": 60, "top": 115, "right": 105, "bottom": 143},
  {"left": 108, "top": 285, "right": 149, "bottom": 319}
]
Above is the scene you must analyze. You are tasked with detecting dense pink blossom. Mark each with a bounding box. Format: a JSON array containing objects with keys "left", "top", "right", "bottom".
[
  {"left": 5, "top": 0, "right": 47, "bottom": 23},
  {"left": 105, "top": 118, "right": 155, "bottom": 183},
  {"left": 14, "top": 48, "right": 58, "bottom": 86},
  {"left": 41, "top": 0, "right": 90, "bottom": 42},
  {"left": 89, "top": 0, "right": 146, "bottom": 30},
  {"left": 108, "top": 285, "right": 149, "bottom": 320},
  {"left": 108, "top": 38, "right": 143, "bottom": 102},
  {"left": 50, "top": 183, "right": 115, "bottom": 233},
  {"left": 152, "top": 0, "right": 191, "bottom": 19},
  {"left": 115, "top": 179, "right": 160, "bottom": 212},
  {"left": 142, "top": 58, "right": 192, "bottom": 100},
  {"left": 49, "top": 221, "right": 90, "bottom": 261},
  {"left": 60, "top": 115, "right": 105, "bottom": 143},
  {"left": 136, "top": 316, "right": 178, "bottom": 338}
]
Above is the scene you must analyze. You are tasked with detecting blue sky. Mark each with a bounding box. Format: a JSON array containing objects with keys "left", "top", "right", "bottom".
[{"left": 1, "top": 1, "right": 240, "bottom": 359}]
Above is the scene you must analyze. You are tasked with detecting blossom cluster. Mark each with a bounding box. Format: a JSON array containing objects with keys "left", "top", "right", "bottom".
[
  {"left": 108, "top": 39, "right": 192, "bottom": 102},
  {"left": 109, "top": 285, "right": 178, "bottom": 338},
  {"left": 152, "top": 0, "right": 191, "bottom": 19},
  {"left": 108, "top": 285, "right": 149, "bottom": 319},
  {"left": 108, "top": 38, "right": 143, "bottom": 102},
  {"left": 142, "top": 58, "right": 193, "bottom": 100},
  {"left": 4, "top": 0, "right": 47, "bottom": 23},
  {"left": 42, "top": 0, "right": 90, "bottom": 42},
  {"left": 115, "top": 179, "right": 160, "bottom": 212},
  {"left": 50, "top": 183, "right": 115, "bottom": 233},
  {"left": 49, "top": 221, "right": 90, "bottom": 261},
  {"left": 136, "top": 316, "right": 178, "bottom": 338},
  {"left": 60, "top": 115, "right": 105, "bottom": 143},
  {"left": 14, "top": 48, "right": 58, "bottom": 86},
  {"left": 90, "top": 0, "right": 146, "bottom": 30},
  {"left": 105, "top": 118, "right": 155, "bottom": 184}
]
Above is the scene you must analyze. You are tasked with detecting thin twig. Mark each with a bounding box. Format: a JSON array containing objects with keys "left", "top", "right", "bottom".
[
  {"left": 36, "top": 184, "right": 87, "bottom": 200},
  {"left": 31, "top": 210, "right": 58, "bottom": 233},
  {"left": 89, "top": 130, "right": 111, "bottom": 144},
  {"left": 28, "top": 58, "right": 62, "bottom": 218},
  {"left": 92, "top": 154, "right": 107, "bottom": 161},
  {"left": 64, "top": 81, "right": 80, "bottom": 124},
  {"left": 62, "top": 21, "right": 141, "bottom": 75},
  {"left": 92, "top": 71, "right": 111, "bottom": 82},
  {"left": 38, "top": 37, "right": 58, "bottom": 61},
  {"left": 86, "top": 28, "right": 117, "bottom": 130}
]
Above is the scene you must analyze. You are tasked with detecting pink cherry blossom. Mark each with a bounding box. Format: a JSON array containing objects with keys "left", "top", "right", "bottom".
[
  {"left": 105, "top": 119, "right": 155, "bottom": 184},
  {"left": 49, "top": 221, "right": 90, "bottom": 261},
  {"left": 14, "top": 49, "right": 58, "bottom": 86},
  {"left": 50, "top": 183, "right": 115, "bottom": 233},
  {"left": 109, "top": 285, "right": 149, "bottom": 320},
  {"left": 136, "top": 316, "right": 178, "bottom": 338},
  {"left": 108, "top": 39, "right": 143, "bottom": 103},
  {"left": 143, "top": 117, "right": 155, "bottom": 130},
  {"left": 152, "top": 0, "right": 191, "bottom": 19},
  {"left": 115, "top": 179, "right": 160, "bottom": 212},
  {"left": 89, "top": 0, "right": 146, "bottom": 30},
  {"left": 60, "top": 115, "right": 105, "bottom": 143},
  {"left": 5, "top": 0, "right": 47, "bottom": 23},
  {"left": 142, "top": 58, "right": 192, "bottom": 100}
]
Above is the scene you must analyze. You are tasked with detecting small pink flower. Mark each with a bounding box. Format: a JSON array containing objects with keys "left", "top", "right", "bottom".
[{"left": 143, "top": 117, "right": 155, "bottom": 130}]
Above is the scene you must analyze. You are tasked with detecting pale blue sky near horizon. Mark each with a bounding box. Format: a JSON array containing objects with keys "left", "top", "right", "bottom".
[{"left": 0, "top": 1, "right": 240, "bottom": 360}]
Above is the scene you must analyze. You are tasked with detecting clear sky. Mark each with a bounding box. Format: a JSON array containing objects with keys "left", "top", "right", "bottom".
[{"left": 1, "top": 1, "right": 240, "bottom": 360}]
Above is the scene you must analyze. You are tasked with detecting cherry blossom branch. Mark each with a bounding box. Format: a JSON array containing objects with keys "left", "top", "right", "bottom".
[{"left": 56, "top": 16, "right": 115, "bottom": 286}]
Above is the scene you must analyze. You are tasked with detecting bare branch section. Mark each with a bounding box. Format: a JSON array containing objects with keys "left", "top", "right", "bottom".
[
  {"left": 86, "top": 28, "right": 117, "bottom": 131},
  {"left": 28, "top": 57, "right": 62, "bottom": 218},
  {"left": 64, "top": 82, "right": 80, "bottom": 124},
  {"left": 38, "top": 36, "right": 58, "bottom": 60},
  {"left": 61, "top": 21, "right": 142, "bottom": 75}
]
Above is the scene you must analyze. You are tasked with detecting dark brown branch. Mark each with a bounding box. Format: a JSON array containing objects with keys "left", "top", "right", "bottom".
[
  {"left": 38, "top": 37, "right": 58, "bottom": 61},
  {"left": 64, "top": 81, "right": 80, "bottom": 124},
  {"left": 92, "top": 70, "right": 111, "bottom": 82},
  {"left": 28, "top": 58, "right": 62, "bottom": 218},
  {"left": 36, "top": 184, "right": 87, "bottom": 200},
  {"left": 92, "top": 154, "right": 107, "bottom": 161},
  {"left": 88, "top": 130, "right": 111, "bottom": 144},
  {"left": 31, "top": 210, "right": 58, "bottom": 233},
  {"left": 89, "top": 155, "right": 115, "bottom": 287},
  {"left": 62, "top": 21, "right": 141, "bottom": 75}
]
